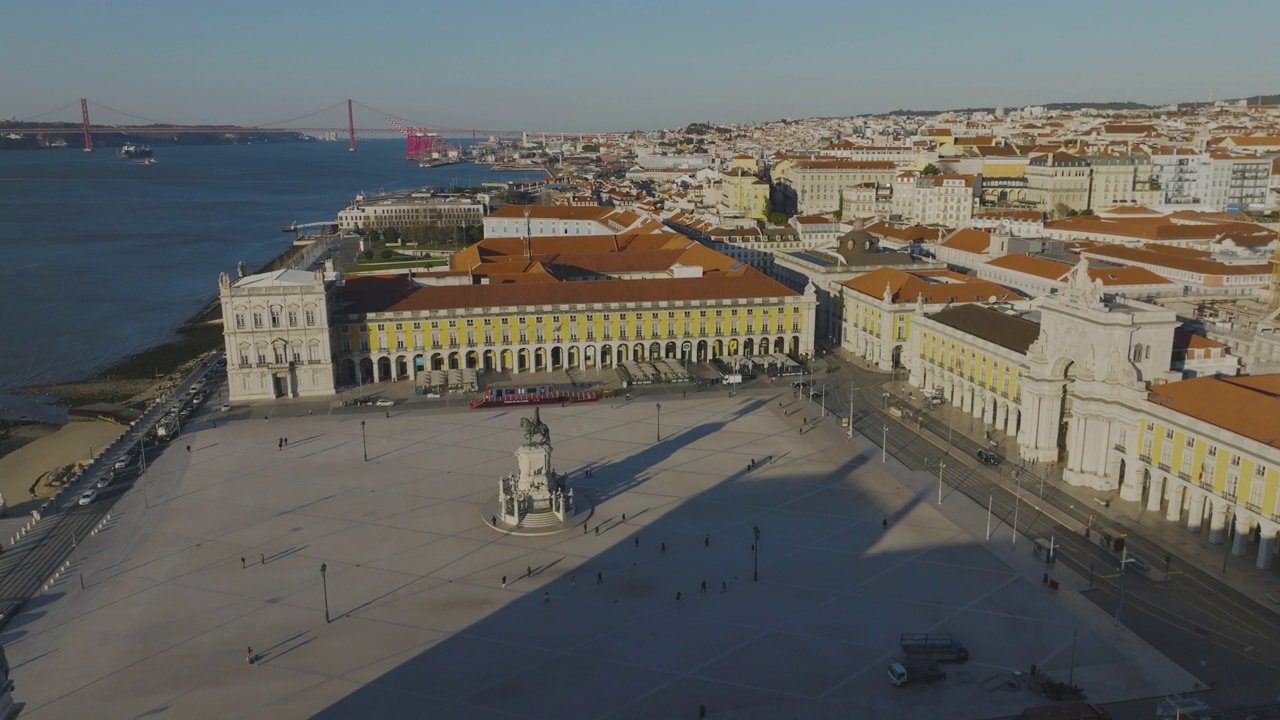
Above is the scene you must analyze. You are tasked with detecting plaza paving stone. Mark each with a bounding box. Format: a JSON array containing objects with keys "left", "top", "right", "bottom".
[{"left": 4, "top": 393, "right": 1199, "bottom": 719}]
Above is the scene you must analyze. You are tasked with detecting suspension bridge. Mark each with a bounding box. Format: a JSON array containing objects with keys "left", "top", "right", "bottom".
[{"left": 2, "top": 98, "right": 605, "bottom": 157}]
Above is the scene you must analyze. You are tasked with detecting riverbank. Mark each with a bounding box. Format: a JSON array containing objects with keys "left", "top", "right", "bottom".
[
  {"left": 0, "top": 419, "right": 128, "bottom": 515},
  {"left": 15, "top": 233, "right": 324, "bottom": 413}
]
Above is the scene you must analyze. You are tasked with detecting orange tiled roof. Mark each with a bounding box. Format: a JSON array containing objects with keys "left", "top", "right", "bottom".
[
  {"left": 842, "top": 267, "right": 1024, "bottom": 305},
  {"left": 940, "top": 229, "right": 991, "bottom": 253},
  {"left": 1148, "top": 375, "right": 1280, "bottom": 447},
  {"left": 985, "top": 254, "right": 1172, "bottom": 285}
]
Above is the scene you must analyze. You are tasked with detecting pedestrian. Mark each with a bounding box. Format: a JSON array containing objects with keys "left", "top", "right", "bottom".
[
  {"left": 675, "top": 591, "right": 682, "bottom": 602},
  {"left": 502, "top": 575, "right": 507, "bottom": 588},
  {"left": 746, "top": 464, "right": 750, "bottom": 473},
  {"left": 260, "top": 553, "right": 265, "bottom": 565},
  {"left": 700, "top": 580, "right": 707, "bottom": 594},
  {"left": 527, "top": 565, "right": 532, "bottom": 578},
  {"left": 634, "top": 537, "right": 640, "bottom": 549},
  {"left": 721, "top": 581, "right": 727, "bottom": 593},
  {"left": 597, "top": 571, "right": 603, "bottom": 585},
  {"left": 621, "top": 513, "right": 626, "bottom": 522},
  {"left": 284, "top": 438, "right": 288, "bottom": 447},
  {"left": 704, "top": 534, "right": 709, "bottom": 549},
  {"left": 385, "top": 411, "right": 389, "bottom": 419},
  {"left": 571, "top": 575, "right": 576, "bottom": 588},
  {"left": 683, "top": 391, "right": 686, "bottom": 398},
  {"left": 803, "top": 416, "right": 807, "bottom": 425},
  {"left": 211, "top": 421, "right": 216, "bottom": 429},
  {"left": 544, "top": 591, "right": 550, "bottom": 604},
  {"left": 264, "top": 415, "right": 268, "bottom": 422},
  {"left": 247, "top": 646, "right": 255, "bottom": 665},
  {"left": 660, "top": 542, "right": 666, "bottom": 554},
  {"left": 186, "top": 445, "right": 191, "bottom": 452},
  {"left": 594, "top": 526, "right": 600, "bottom": 536},
  {"left": 309, "top": 409, "right": 313, "bottom": 415},
  {"left": 882, "top": 518, "right": 888, "bottom": 530},
  {"left": 584, "top": 523, "right": 589, "bottom": 535},
  {"left": 241, "top": 557, "right": 246, "bottom": 569},
  {"left": 278, "top": 437, "right": 283, "bottom": 450},
  {"left": 492, "top": 515, "right": 497, "bottom": 526}
]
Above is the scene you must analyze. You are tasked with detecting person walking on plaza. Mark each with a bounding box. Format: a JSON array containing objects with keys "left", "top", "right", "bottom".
[
  {"left": 544, "top": 592, "right": 550, "bottom": 604},
  {"left": 501, "top": 575, "right": 507, "bottom": 588},
  {"left": 675, "top": 591, "right": 682, "bottom": 602},
  {"left": 260, "top": 553, "right": 265, "bottom": 565},
  {"left": 700, "top": 580, "right": 707, "bottom": 594},
  {"left": 240, "top": 557, "right": 246, "bottom": 569},
  {"left": 634, "top": 536, "right": 640, "bottom": 549},
  {"left": 704, "top": 534, "right": 710, "bottom": 549},
  {"left": 660, "top": 542, "right": 666, "bottom": 554},
  {"left": 247, "top": 647, "right": 255, "bottom": 665},
  {"left": 721, "top": 581, "right": 727, "bottom": 593},
  {"left": 597, "top": 571, "right": 604, "bottom": 585},
  {"left": 594, "top": 526, "right": 600, "bottom": 536},
  {"left": 882, "top": 518, "right": 888, "bottom": 530},
  {"left": 527, "top": 565, "right": 532, "bottom": 578}
]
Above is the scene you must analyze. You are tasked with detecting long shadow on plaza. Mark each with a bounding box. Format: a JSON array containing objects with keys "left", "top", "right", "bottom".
[{"left": 301, "top": 397, "right": 1132, "bottom": 720}]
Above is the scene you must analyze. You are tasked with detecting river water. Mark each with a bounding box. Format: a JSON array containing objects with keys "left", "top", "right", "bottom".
[{"left": 0, "top": 140, "right": 545, "bottom": 421}]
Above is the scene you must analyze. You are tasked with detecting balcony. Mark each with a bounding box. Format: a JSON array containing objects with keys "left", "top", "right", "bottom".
[
  {"left": 1157, "top": 462, "right": 1171, "bottom": 472},
  {"left": 1246, "top": 502, "right": 1261, "bottom": 513},
  {"left": 1113, "top": 444, "right": 1126, "bottom": 453},
  {"left": 1177, "top": 471, "right": 1192, "bottom": 481}
]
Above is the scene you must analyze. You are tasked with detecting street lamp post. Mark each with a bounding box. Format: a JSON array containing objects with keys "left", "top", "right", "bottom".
[
  {"left": 847, "top": 386, "right": 858, "bottom": 440},
  {"left": 320, "top": 563, "right": 330, "bottom": 623},
  {"left": 655, "top": 403, "right": 662, "bottom": 442},
  {"left": 141, "top": 436, "right": 150, "bottom": 509},
  {"left": 937, "top": 461, "right": 945, "bottom": 504},
  {"left": 1012, "top": 470, "right": 1022, "bottom": 547},
  {"left": 882, "top": 425, "right": 888, "bottom": 463},
  {"left": 1222, "top": 509, "right": 1234, "bottom": 574},
  {"left": 361, "top": 420, "right": 367, "bottom": 462},
  {"left": 73, "top": 534, "right": 84, "bottom": 590},
  {"left": 752, "top": 525, "right": 761, "bottom": 582}
]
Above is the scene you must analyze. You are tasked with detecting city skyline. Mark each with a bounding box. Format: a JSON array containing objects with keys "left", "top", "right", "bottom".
[{"left": 4, "top": 0, "right": 1278, "bottom": 131}]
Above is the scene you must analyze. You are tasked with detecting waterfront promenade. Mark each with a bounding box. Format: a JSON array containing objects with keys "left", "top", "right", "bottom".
[{"left": 3, "top": 383, "right": 1195, "bottom": 719}]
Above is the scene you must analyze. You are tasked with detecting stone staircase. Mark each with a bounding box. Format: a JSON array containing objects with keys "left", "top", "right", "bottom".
[
  {"left": 565, "top": 368, "right": 582, "bottom": 387},
  {"left": 519, "top": 510, "right": 563, "bottom": 528}
]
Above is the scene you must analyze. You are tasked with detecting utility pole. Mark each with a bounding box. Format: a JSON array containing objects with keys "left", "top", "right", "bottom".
[
  {"left": 361, "top": 420, "right": 368, "bottom": 462},
  {"left": 655, "top": 403, "right": 662, "bottom": 442},
  {"left": 937, "top": 461, "right": 946, "bottom": 504},
  {"left": 882, "top": 425, "right": 888, "bottom": 463},
  {"left": 141, "top": 436, "right": 150, "bottom": 509}
]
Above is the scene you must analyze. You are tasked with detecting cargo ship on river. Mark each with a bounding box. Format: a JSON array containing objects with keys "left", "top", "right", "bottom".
[{"left": 117, "top": 143, "right": 154, "bottom": 159}]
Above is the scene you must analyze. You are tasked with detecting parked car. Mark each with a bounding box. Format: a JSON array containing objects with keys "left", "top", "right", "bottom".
[
  {"left": 113, "top": 457, "right": 131, "bottom": 471},
  {"left": 220, "top": 403, "right": 231, "bottom": 412},
  {"left": 96, "top": 472, "right": 115, "bottom": 489},
  {"left": 375, "top": 399, "right": 395, "bottom": 407},
  {"left": 0, "top": 600, "right": 24, "bottom": 630},
  {"left": 78, "top": 489, "right": 98, "bottom": 506}
]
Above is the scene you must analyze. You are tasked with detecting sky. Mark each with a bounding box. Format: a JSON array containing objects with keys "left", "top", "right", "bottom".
[{"left": 4, "top": 0, "right": 1278, "bottom": 132}]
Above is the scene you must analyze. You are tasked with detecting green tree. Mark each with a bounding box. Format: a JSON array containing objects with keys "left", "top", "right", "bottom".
[
  {"left": 1080, "top": 208, "right": 1095, "bottom": 216},
  {"left": 361, "top": 249, "right": 374, "bottom": 261},
  {"left": 920, "top": 163, "right": 941, "bottom": 176},
  {"left": 768, "top": 211, "right": 788, "bottom": 225},
  {"left": 382, "top": 227, "right": 401, "bottom": 245},
  {"left": 379, "top": 248, "right": 394, "bottom": 260},
  {"left": 365, "top": 229, "right": 382, "bottom": 245},
  {"left": 833, "top": 189, "right": 844, "bottom": 222}
]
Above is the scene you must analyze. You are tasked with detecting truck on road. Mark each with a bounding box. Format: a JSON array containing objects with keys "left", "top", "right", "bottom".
[
  {"left": 887, "top": 660, "right": 946, "bottom": 687},
  {"left": 900, "top": 633, "right": 969, "bottom": 662}
]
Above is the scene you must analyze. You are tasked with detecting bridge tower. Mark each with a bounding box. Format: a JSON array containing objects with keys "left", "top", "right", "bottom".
[
  {"left": 347, "top": 99, "right": 356, "bottom": 152},
  {"left": 80, "top": 98, "right": 92, "bottom": 152}
]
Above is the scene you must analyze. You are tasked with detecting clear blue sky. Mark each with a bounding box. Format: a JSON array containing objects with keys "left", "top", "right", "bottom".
[{"left": 3, "top": 0, "right": 1276, "bottom": 132}]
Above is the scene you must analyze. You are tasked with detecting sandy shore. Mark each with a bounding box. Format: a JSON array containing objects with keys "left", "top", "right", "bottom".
[{"left": 0, "top": 420, "right": 128, "bottom": 517}]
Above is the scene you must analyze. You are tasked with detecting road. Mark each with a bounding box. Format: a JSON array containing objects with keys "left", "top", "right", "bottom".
[
  {"left": 0, "top": 355, "right": 223, "bottom": 623},
  {"left": 818, "top": 356, "right": 1280, "bottom": 715}
]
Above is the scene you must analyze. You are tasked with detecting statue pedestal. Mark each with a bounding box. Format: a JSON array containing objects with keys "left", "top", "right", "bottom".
[{"left": 492, "top": 443, "right": 588, "bottom": 535}]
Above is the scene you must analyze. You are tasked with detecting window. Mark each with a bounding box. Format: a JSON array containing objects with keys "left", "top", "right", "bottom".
[
  {"left": 466, "top": 319, "right": 474, "bottom": 327},
  {"left": 253, "top": 313, "right": 263, "bottom": 329},
  {"left": 1164, "top": 428, "right": 1174, "bottom": 440},
  {"left": 270, "top": 310, "right": 281, "bottom": 328},
  {"left": 377, "top": 324, "right": 385, "bottom": 332},
  {"left": 239, "top": 352, "right": 250, "bottom": 366},
  {"left": 291, "top": 347, "right": 301, "bottom": 362},
  {"left": 1184, "top": 436, "right": 1195, "bottom": 448},
  {"left": 305, "top": 310, "right": 316, "bottom": 327},
  {"left": 235, "top": 314, "right": 245, "bottom": 330},
  {"left": 1230, "top": 455, "right": 1242, "bottom": 467}
]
